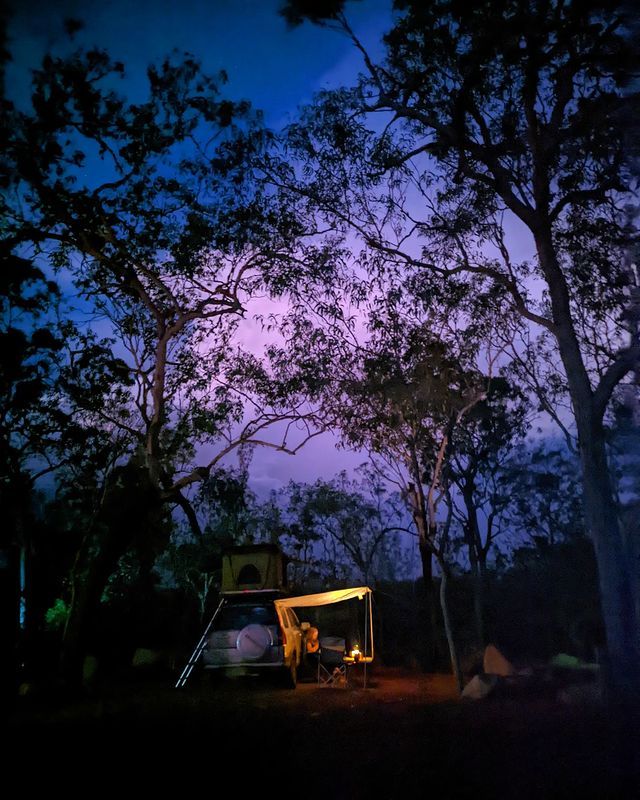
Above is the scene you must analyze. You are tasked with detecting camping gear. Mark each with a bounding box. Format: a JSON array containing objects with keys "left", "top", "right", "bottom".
[
  {"left": 316, "top": 637, "right": 348, "bottom": 686},
  {"left": 221, "top": 544, "right": 287, "bottom": 593},
  {"left": 275, "top": 586, "right": 374, "bottom": 687},
  {"left": 176, "top": 585, "right": 375, "bottom": 689},
  {"left": 175, "top": 597, "right": 226, "bottom": 688}
]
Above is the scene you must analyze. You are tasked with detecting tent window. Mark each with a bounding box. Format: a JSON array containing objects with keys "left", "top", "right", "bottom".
[{"left": 237, "top": 564, "right": 261, "bottom": 585}]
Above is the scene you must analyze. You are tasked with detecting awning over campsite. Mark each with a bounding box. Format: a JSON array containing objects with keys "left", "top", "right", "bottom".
[
  {"left": 274, "top": 587, "right": 371, "bottom": 608},
  {"left": 276, "top": 586, "right": 375, "bottom": 672}
]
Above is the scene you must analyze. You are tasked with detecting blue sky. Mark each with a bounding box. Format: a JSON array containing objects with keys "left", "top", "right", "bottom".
[
  {"left": 7, "top": 0, "right": 396, "bottom": 491},
  {"left": 8, "top": 0, "right": 392, "bottom": 127}
]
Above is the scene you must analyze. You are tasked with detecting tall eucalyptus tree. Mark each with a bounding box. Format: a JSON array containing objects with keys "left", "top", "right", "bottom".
[{"left": 278, "top": 0, "right": 640, "bottom": 704}]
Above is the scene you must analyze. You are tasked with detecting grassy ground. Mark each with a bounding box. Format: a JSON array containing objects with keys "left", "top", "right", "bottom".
[{"left": 6, "top": 666, "right": 638, "bottom": 798}]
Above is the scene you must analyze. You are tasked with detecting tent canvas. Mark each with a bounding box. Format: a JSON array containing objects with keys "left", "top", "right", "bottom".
[
  {"left": 275, "top": 587, "right": 374, "bottom": 676},
  {"left": 221, "top": 544, "right": 286, "bottom": 593},
  {"left": 274, "top": 586, "right": 371, "bottom": 608}
]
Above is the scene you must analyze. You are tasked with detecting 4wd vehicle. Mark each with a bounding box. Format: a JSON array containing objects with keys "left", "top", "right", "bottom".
[{"left": 202, "top": 592, "right": 304, "bottom": 688}]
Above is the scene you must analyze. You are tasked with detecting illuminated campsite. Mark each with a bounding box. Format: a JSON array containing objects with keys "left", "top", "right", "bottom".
[{"left": 2, "top": 0, "right": 639, "bottom": 794}]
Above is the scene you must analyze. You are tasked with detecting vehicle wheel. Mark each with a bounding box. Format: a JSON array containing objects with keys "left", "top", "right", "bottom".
[{"left": 282, "top": 655, "right": 297, "bottom": 689}]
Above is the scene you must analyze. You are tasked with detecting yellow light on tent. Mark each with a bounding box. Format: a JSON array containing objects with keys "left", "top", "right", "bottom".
[{"left": 350, "top": 645, "right": 361, "bottom": 662}]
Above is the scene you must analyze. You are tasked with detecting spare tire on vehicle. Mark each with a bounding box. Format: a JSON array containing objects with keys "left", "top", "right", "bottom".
[{"left": 236, "top": 623, "right": 272, "bottom": 660}]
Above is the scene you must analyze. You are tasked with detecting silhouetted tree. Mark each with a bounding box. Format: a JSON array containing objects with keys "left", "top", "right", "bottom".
[
  {"left": 3, "top": 45, "right": 328, "bottom": 684},
  {"left": 504, "top": 442, "right": 585, "bottom": 547},
  {"left": 447, "top": 377, "right": 531, "bottom": 646},
  {"left": 278, "top": 0, "right": 640, "bottom": 706},
  {"left": 282, "top": 467, "right": 411, "bottom": 586}
]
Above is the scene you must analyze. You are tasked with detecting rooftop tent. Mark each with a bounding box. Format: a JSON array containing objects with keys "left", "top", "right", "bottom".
[
  {"left": 275, "top": 587, "right": 374, "bottom": 667},
  {"left": 221, "top": 544, "right": 287, "bottom": 593}
]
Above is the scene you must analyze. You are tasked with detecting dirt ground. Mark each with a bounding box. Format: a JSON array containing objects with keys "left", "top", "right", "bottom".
[{"left": 6, "top": 665, "right": 639, "bottom": 798}]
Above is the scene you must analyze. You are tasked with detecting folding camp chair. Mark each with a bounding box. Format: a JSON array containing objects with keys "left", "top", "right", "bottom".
[{"left": 317, "top": 637, "right": 349, "bottom": 687}]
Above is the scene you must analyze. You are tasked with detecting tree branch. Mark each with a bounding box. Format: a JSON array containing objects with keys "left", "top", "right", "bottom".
[{"left": 593, "top": 343, "right": 640, "bottom": 420}]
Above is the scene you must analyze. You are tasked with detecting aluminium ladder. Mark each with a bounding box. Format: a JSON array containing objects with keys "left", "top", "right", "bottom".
[{"left": 175, "top": 597, "right": 226, "bottom": 688}]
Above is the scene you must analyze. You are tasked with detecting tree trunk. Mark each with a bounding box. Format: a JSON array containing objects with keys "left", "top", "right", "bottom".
[
  {"left": 579, "top": 423, "right": 640, "bottom": 709},
  {"left": 471, "top": 559, "right": 486, "bottom": 649},
  {"left": 61, "top": 518, "right": 137, "bottom": 687},
  {"left": 0, "top": 543, "right": 19, "bottom": 703},
  {"left": 462, "top": 482, "right": 485, "bottom": 648},
  {"left": 61, "top": 538, "right": 112, "bottom": 688},
  {"left": 418, "top": 539, "right": 439, "bottom": 670},
  {"left": 438, "top": 560, "right": 463, "bottom": 694},
  {"left": 535, "top": 227, "right": 640, "bottom": 708}
]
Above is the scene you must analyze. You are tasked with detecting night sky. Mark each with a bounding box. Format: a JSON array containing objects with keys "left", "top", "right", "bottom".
[
  {"left": 7, "top": 0, "right": 391, "bottom": 126},
  {"left": 6, "top": 0, "right": 397, "bottom": 492}
]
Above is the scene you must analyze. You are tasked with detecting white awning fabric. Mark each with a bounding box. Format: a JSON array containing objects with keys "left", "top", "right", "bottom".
[{"left": 274, "top": 586, "right": 371, "bottom": 608}]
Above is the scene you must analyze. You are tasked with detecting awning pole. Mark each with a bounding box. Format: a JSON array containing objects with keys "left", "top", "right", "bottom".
[{"left": 364, "top": 592, "right": 369, "bottom": 689}]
